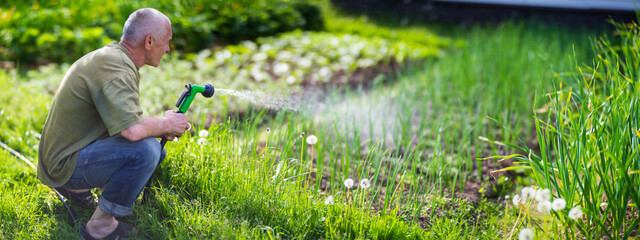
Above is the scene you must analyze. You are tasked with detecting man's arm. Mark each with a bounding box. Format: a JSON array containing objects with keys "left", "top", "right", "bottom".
[{"left": 120, "top": 111, "right": 189, "bottom": 142}]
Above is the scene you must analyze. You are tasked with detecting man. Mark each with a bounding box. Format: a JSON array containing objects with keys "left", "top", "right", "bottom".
[{"left": 37, "top": 8, "right": 189, "bottom": 239}]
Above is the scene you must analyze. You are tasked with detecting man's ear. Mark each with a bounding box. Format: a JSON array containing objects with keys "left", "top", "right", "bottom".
[{"left": 144, "top": 35, "right": 154, "bottom": 50}]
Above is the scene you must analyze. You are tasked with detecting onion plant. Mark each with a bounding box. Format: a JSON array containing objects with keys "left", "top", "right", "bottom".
[{"left": 484, "top": 21, "right": 640, "bottom": 239}]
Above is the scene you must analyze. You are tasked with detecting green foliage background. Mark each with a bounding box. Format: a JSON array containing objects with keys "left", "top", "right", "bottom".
[{"left": 0, "top": 0, "right": 323, "bottom": 64}]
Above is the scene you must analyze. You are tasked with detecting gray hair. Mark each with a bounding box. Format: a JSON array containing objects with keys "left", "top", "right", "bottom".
[{"left": 121, "top": 8, "right": 171, "bottom": 44}]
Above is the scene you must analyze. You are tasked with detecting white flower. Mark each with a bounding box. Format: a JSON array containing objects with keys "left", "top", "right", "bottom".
[
  {"left": 568, "top": 206, "right": 583, "bottom": 220},
  {"left": 512, "top": 194, "right": 522, "bottom": 206},
  {"left": 266, "top": 127, "right": 271, "bottom": 134},
  {"left": 259, "top": 43, "right": 272, "bottom": 51},
  {"left": 273, "top": 62, "right": 290, "bottom": 76},
  {"left": 551, "top": 198, "right": 566, "bottom": 211},
  {"left": 324, "top": 195, "right": 334, "bottom": 205},
  {"left": 344, "top": 178, "right": 354, "bottom": 189},
  {"left": 197, "top": 138, "right": 206, "bottom": 145},
  {"left": 534, "top": 188, "right": 551, "bottom": 202},
  {"left": 286, "top": 75, "right": 297, "bottom": 84},
  {"left": 306, "top": 135, "right": 318, "bottom": 145},
  {"left": 299, "top": 58, "right": 312, "bottom": 69},
  {"left": 518, "top": 228, "right": 534, "bottom": 240},
  {"left": 318, "top": 67, "right": 331, "bottom": 78},
  {"left": 521, "top": 187, "right": 535, "bottom": 202},
  {"left": 198, "top": 130, "right": 209, "bottom": 138},
  {"left": 252, "top": 52, "right": 268, "bottom": 62},
  {"left": 357, "top": 58, "right": 376, "bottom": 68},
  {"left": 276, "top": 51, "right": 293, "bottom": 61},
  {"left": 339, "top": 55, "right": 354, "bottom": 65},
  {"left": 360, "top": 178, "right": 371, "bottom": 189},
  {"left": 537, "top": 201, "right": 552, "bottom": 213},
  {"left": 215, "top": 49, "right": 232, "bottom": 60}
]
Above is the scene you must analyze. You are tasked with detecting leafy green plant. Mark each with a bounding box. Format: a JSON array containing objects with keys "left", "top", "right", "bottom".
[
  {"left": 483, "top": 21, "right": 640, "bottom": 239},
  {"left": 0, "top": 0, "right": 323, "bottom": 65}
]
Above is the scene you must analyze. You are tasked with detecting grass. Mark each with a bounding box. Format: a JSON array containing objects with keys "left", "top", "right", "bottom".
[
  {"left": 485, "top": 21, "right": 640, "bottom": 239},
  {"left": 0, "top": 1, "right": 612, "bottom": 239}
]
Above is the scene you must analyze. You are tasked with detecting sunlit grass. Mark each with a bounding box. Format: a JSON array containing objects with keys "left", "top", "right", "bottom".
[{"left": 0, "top": 3, "right": 607, "bottom": 238}]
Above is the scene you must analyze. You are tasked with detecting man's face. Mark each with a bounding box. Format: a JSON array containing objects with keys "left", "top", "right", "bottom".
[{"left": 148, "top": 21, "right": 172, "bottom": 67}]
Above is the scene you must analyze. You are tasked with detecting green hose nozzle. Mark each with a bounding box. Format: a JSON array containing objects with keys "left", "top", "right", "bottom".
[{"left": 175, "top": 83, "right": 215, "bottom": 113}]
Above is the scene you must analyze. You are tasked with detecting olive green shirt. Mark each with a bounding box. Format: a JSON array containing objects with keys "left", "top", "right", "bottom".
[{"left": 37, "top": 42, "right": 144, "bottom": 187}]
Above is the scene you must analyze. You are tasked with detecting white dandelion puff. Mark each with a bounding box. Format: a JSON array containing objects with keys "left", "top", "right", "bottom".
[
  {"left": 360, "top": 178, "right": 371, "bottom": 189},
  {"left": 518, "top": 228, "right": 534, "bottom": 240},
  {"left": 512, "top": 194, "right": 522, "bottom": 206},
  {"left": 197, "top": 138, "right": 206, "bottom": 145},
  {"left": 551, "top": 198, "right": 566, "bottom": 211},
  {"left": 266, "top": 127, "right": 271, "bottom": 134},
  {"left": 568, "top": 206, "right": 583, "bottom": 220},
  {"left": 521, "top": 187, "right": 535, "bottom": 202},
  {"left": 306, "top": 135, "right": 318, "bottom": 145},
  {"left": 537, "top": 201, "right": 552, "bottom": 214},
  {"left": 198, "top": 130, "right": 209, "bottom": 138},
  {"left": 344, "top": 178, "right": 354, "bottom": 189},
  {"left": 534, "top": 188, "right": 551, "bottom": 202},
  {"left": 324, "top": 195, "right": 334, "bottom": 205}
]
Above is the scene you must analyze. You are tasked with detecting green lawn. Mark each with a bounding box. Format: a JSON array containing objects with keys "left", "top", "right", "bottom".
[{"left": 0, "top": 2, "right": 614, "bottom": 239}]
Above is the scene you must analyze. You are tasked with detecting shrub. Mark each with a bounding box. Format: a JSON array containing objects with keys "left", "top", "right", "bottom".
[{"left": 0, "top": 0, "right": 323, "bottom": 65}]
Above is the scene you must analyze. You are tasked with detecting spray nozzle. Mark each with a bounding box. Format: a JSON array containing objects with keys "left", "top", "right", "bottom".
[{"left": 175, "top": 83, "right": 215, "bottom": 113}]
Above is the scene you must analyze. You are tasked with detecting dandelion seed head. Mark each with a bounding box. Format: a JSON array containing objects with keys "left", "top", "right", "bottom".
[
  {"left": 534, "top": 188, "right": 551, "bottom": 202},
  {"left": 552, "top": 198, "right": 566, "bottom": 211},
  {"left": 518, "top": 228, "right": 534, "bottom": 240},
  {"left": 521, "top": 187, "right": 535, "bottom": 202},
  {"left": 344, "top": 178, "right": 354, "bottom": 189},
  {"left": 537, "top": 201, "right": 552, "bottom": 214},
  {"left": 360, "top": 178, "right": 371, "bottom": 189},
  {"left": 306, "top": 135, "right": 318, "bottom": 145},
  {"left": 512, "top": 194, "right": 522, "bottom": 206},
  {"left": 199, "top": 130, "right": 209, "bottom": 138},
  {"left": 197, "top": 138, "right": 206, "bottom": 145},
  {"left": 266, "top": 127, "right": 271, "bottom": 134},
  {"left": 568, "top": 206, "right": 583, "bottom": 220},
  {"left": 324, "top": 195, "right": 334, "bottom": 205}
]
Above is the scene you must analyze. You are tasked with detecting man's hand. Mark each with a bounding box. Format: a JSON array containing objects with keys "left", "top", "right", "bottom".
[
  {"left": 163, "top": 110, "right": 190, "bottom": 141},
  {"left": 120, "top": 111, "right": 190, "bottom": 142}
]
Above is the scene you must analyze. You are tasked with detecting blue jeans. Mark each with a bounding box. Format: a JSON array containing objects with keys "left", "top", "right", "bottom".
[{"left": 61, "top": 135, "right": 165, "bottom": 217}]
